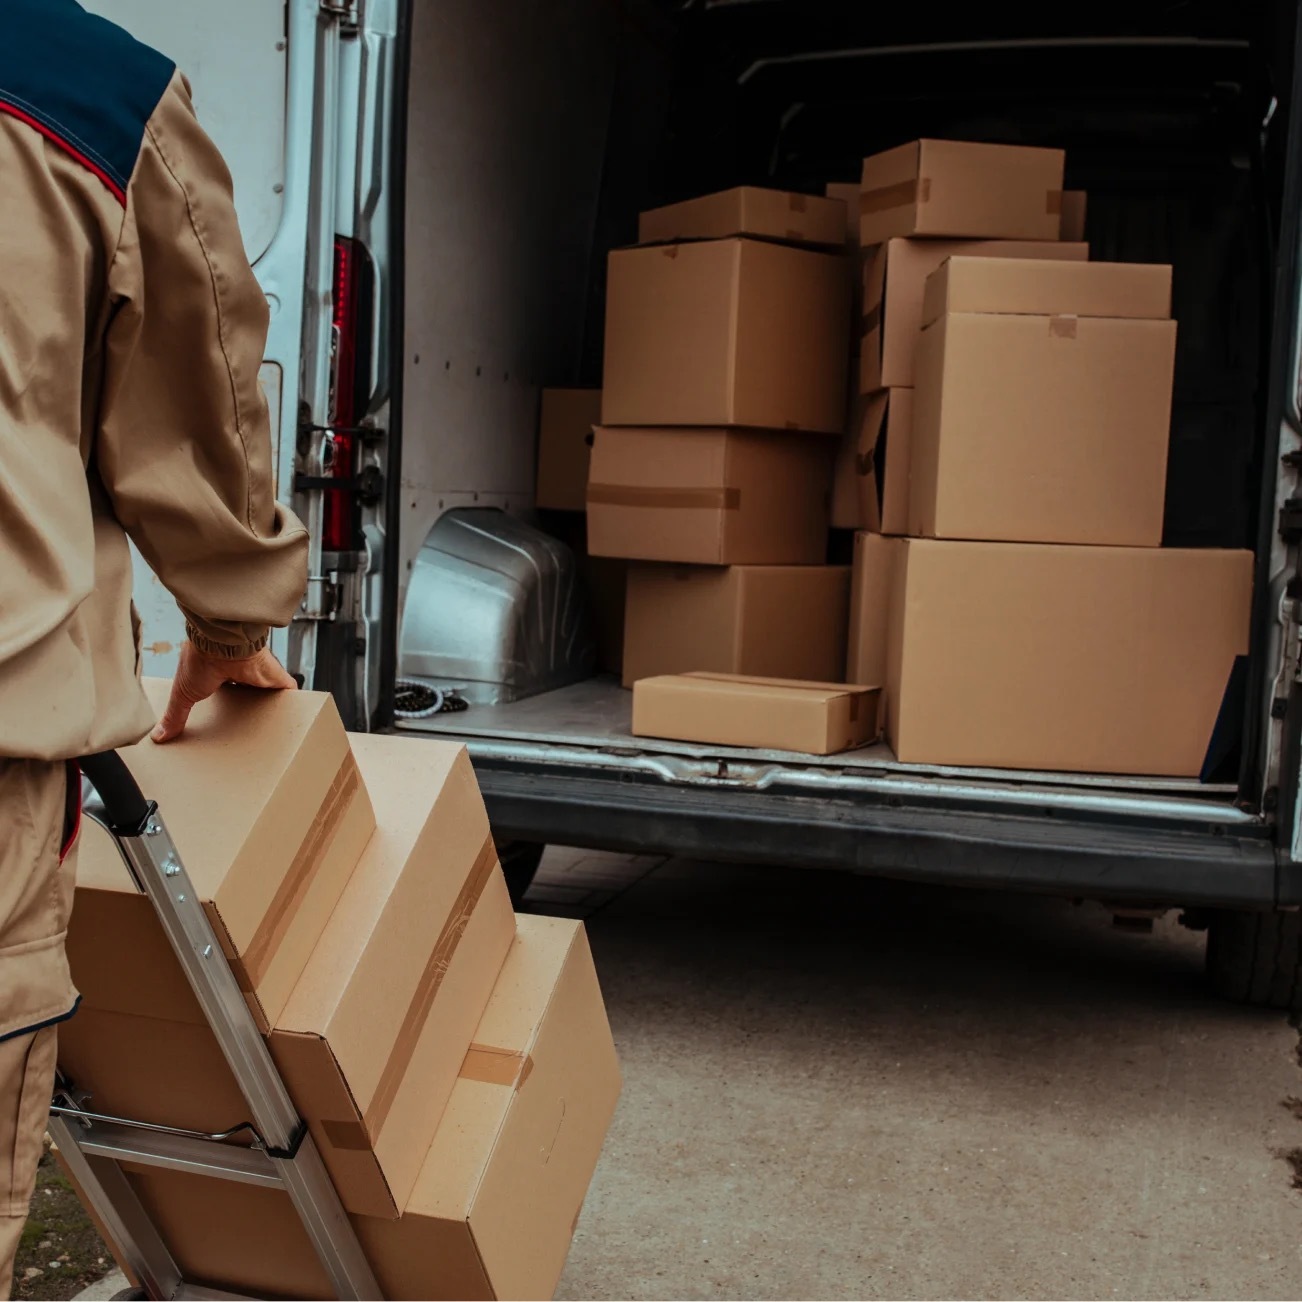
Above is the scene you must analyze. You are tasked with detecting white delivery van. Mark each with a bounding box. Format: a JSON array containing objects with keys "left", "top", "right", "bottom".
[{"left": 90, "top": 0, "right": 1302, "bottom": 1004}]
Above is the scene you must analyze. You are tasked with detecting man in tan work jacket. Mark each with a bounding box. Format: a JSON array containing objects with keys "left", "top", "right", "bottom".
[{"left": 0, "top": 3, "right": 310, "bottom": 1290}]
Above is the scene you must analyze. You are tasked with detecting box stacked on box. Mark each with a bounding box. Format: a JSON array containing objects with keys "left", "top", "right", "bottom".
[
  {"left": 592, "top": 185, "right": 855, "bottom": 691},
  {"left": 841, "top": 141, "right": 1253, "bottom": 774},
  {"left": 61, "top": 681, "right": 621, "bottom": 1298}
]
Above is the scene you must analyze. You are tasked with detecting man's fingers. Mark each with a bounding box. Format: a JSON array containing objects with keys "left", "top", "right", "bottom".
[{"left": 151, "top": 689, "right": 197, "bottom": 744}]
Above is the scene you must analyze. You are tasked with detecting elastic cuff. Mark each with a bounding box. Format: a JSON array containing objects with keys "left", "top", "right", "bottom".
[{"left": 185, "top": 624, "right": 268, "bottom": 660}]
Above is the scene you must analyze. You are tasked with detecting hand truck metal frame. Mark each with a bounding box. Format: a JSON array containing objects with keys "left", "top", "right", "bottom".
[{"left": 48, "top": 751, "right": 382, "bottom": 1301}]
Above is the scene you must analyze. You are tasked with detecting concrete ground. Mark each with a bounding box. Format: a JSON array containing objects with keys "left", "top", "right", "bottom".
[
  {"left": 67, "top": 848, "right": 1302, "bottom": 1301},
  {"left": 537, "top": 849, "right": 1302, "bottom": 1301}
]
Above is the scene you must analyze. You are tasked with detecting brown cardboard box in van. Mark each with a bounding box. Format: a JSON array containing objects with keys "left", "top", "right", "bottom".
[
  {"left": 63, "top": 733, "right": 516, "bottom": 1219},
  {"left": 831, "top": 389, "right": 912, "bottom": 533},
  {"left": 587, "top": 426, "right": 833, "bottom": 565},
  {"left": 884, "top": 539, "right": 1253, "bottom": 775},
  {"left": 825, "top": 181, "right": 860, "bottom": 248},
  {"left": 846, "top": 532, "right": 897, "bottom": 688},
  {"left": 86, "top": 916, "right": 621, "bottom": 1302},
  {"left": 1060, "top": 190, "right": 1088, "bottom": 242},
  {"left": 602, "top": 238, "right": 849, "bottom": 433},
  {"left": 536, "top": 388, "right": 602, "bottom": 512},
  {"left": 860, "top": 237, "right": 1088, "bottom": 392},
  {"left": 633, "top": 673, "right": 880, "bottom": 755},
  {"left": 73, "top": 679, "right": 374, "bottom": 1031},
  {"left": 859, "top": 139, "right": 1066, "bottom": 245},
  {"left": 623, "top": 564, "right": 851, "bottom": 688},
  {"left": 912, "top": 257, "right": 1177, "bottom": 546},
  {"left": 638, "top": 186, "right": 846, "bottom": 249}
]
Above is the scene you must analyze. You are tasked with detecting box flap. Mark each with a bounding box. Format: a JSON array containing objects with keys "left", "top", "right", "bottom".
[
  {"left": 922, "top": 256, "right": 1172, "bottom": 328},
  {"left": 678, "top": 672, "right": 876, "bottom": 699}
]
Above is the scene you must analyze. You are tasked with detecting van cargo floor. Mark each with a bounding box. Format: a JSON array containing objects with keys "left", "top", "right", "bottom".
[{"left": 394, "top": 676, "right": 1239, "bottom": 805}]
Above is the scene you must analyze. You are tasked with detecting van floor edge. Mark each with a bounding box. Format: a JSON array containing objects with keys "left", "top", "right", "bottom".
[{"left": 392, "top": 677, "right": 1238, "bottom": 800}]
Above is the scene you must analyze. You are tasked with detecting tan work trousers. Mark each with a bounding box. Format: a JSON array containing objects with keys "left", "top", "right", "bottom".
[{"left": 0, "top": 761, "right": 80, "bottom": 1300}]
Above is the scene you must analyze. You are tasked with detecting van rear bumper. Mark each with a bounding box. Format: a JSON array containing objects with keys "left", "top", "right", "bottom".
[{"left": 474, "top": 761, "right": 1293, "bottom": 910}]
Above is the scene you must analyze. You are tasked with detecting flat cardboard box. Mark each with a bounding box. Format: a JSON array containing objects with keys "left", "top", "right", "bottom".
[
  {"left": 831, "top": 389, "right": 912, "bottom": 533},
  {"left": 913, "top": 263, "right": 1177, "bottom": 546},
  {"left": 638, "top": 185, "right": 846, "bottom": 249},
  {"left": 622, "top": 564, "right": 850, "bottom": 688},
  {"left": 633, "top": 673, "right": 880, "bottom": 755},
  {"left": 1060, "top": 189, "right": 1088, "bottom": 242},
  {"left": 860, "top": 237, "right": 1088, "bottom": 391},
  {"left": 536, "top": 388, "right": 602, "bottom": 512},
  {"left": 846, "top": 532, "right": 895, "bottom": 688},
  {"left": 587, "top": 426, "right": 833, "bottom": 565},
  {"left": 88, "top": 916, "right": 622, "bottom": 1302},
  {"left": 73, "top": 680, "right": 374, "bottom": 1030},
  {"left": 62, "top": 733, "right": 516, "bottom": 1218},
  {"left": 921, "top": 256, "right": 1171, "bottom": 326},
  {"left": 859, "top": 139, "right": 1066, "bottom": 246},
  {"left": 602, "top": 238, "right": 849, "bottom": 433},
  {"left": 884, "top": 539, "right": 1253, "bottom": 775},
  {"left": 825, "top": 181, "right": 860, "bottom": 249}
]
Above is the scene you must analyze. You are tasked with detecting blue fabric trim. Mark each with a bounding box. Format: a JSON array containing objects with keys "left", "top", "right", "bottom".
[
  {"left": 2, "top": 0, "right": 175, "bottom": 193},
  {"left": 0, "top": 996, "right": 82, "bottom": 1045}
]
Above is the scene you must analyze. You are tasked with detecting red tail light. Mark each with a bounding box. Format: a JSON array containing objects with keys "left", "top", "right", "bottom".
[{"left": 324, "top": 235, "right": 367, "bottom": 550}]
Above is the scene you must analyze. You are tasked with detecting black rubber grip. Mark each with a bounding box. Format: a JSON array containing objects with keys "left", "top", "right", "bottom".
[{"left": 79, "top": 752, "right": 152, "bottom": 836}]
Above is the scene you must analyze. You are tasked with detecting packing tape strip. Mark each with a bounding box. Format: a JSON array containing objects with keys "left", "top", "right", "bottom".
[
  {"left": 459, "top": 1043, "right": 535, "bottom": 1089},
  {"left": 587, "top": 485, "right": 741, "bottom": 510},
  {"left": 1049, "top": 315, "right": 1078, "bottom": 339},
  {"left": 363, "top": 834, "right": 500, "bottom": 1135},
  {"left": 321, "top": 1119, "right": 372, "bottom": 1152},
  {"left": 859, "top": 177, "right": 927, "bottom": 215},
  {"left": 240, "top": 752, "right": 361, "bottom": 987}
]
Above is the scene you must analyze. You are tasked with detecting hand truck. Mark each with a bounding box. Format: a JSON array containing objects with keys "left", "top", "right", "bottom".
[{"left": 47, "top": 751, "right": 382, "bottom": 1301}]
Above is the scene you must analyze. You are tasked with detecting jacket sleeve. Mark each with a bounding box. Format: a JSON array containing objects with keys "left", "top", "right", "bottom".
[{"left": 95, "top": 71, "right": 307, "bottom": 659}]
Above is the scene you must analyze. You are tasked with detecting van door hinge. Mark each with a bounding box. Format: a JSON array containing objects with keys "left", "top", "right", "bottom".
[
  {"left": 299, "top": 573, "right": 341, "bottom": 622},
  {"left": 1279, "top": 496, "right": 1302, "bottom": 543},
  {"left": 319, "top": 0, "right": 359, "bottom": 31}
]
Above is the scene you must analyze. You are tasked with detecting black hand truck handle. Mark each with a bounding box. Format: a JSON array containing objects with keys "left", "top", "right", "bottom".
[{"left": 79, "top": 751, "right": 153, "bottom": 837}]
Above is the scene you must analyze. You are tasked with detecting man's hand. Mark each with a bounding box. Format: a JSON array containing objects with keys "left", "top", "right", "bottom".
[{"left": 151, "top": 641, "right": 297, "bottom": 744}]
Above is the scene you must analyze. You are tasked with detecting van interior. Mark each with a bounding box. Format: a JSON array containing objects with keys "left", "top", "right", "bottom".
[{"left": 389, "top": 0, "right": 1296, "bottom": 828}]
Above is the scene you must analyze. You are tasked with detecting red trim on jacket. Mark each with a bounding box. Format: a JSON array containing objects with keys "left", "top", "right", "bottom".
[{"left": 0, "top": 99, "right": 127, "bottom": 205}]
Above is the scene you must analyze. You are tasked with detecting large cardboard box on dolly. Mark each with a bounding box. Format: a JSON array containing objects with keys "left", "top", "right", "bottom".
[
  {"left": 859, "top": 139, "right": 1066, "bottom": 246},
  {"left": 72, "top": 679, "right": 374, "bottom": 1031},
  {"left": 633, "top": 673, "right": 881, "bottom": 755},
  {"left": 587, "top": 426, "right": 834, "bottom": 566},
  {"left": 536, "top": 387, "right": 602, "bottom": 512},
  {"left": 63, "top": 731, "right": 516, "bottom": 1219},
  {"left": 877, "top": 538, "right": 1253, "bottom": 775},
  {"left": 831, "top": 389, "right": 913, "bottom": 533},
  {"left": 912, "top": 256, "right": 1177, "bottom": 547},
  {"left": 602, "top": 237, "right": 849, "bottom": 433},
  {"left": 90, "top": 916, "right": 621, "bottom": 1302},
  {"left": 638, "top": 185, "right": 846, "bottom": 249},
  {"left": 860, "top": 237, "right": 1088, "bottom": 392},
  {"left": 622, "top": 563, "right": 850, "bottom": 688}
]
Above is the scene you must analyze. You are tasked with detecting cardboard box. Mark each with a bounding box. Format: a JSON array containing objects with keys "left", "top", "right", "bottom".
[
  {"left": 73, "top": 680, "right": 374, "bottom": 1030},
  {"left": 602, "top": 238, "right": 849, "bottom": 433},
  {"left": 1060, "top": 190, "right": 1088, "bottom": 242},
  {"left": 846, "top": 532, "right": 895, "bottom": 687},
  {"left": 825, "top": 181, "right": 860, "bottom": 248},
  {"left": 622, "top": 563, "right": 850, "bottom": 688},
  {"left": 86, "top": 916, "right": 621, "bottom": 1302},
  {"left": 587, "top": 426, "right": 833, "bottom": 565},
  {"left": 62, "top": 733, "right": 516, "bottom": 1218},
  {"left": 921, "top": 255, "right": 1171, "bottom": 324},
  {"left": 860, "top": 237, "right": 1088, "bottom": 392},
  {"left": 883, "top": 539, "right": 1253, "bottom": 775},
  {"left": 638, "top": 185, "right": 846, "bottom": 249},
  {"left": 633, "top": 673, "right": 880, "bottom": 755},
  {"left": 536, "top": 388, "right": 602, "bottom": 512},
  {"left": 831, "top": 389, "right": 912, "bottom": 533},
  {"left": 859, "top": 139, "right": 1066, "bottom": 245},
  {"left": 912, "top": 257, "right": 1177, "bottom": 546}
]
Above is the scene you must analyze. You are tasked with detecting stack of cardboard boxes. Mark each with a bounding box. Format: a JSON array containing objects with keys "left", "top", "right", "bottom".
[
  {"left": 842, "top": 140, "right": 1253, "bottom": 777},
  {"left": 61, "top": 681, "right": 621, "bottom": 1299},
  {"left": 585, "top": 186, "right": 856, "bottom": 688}
]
